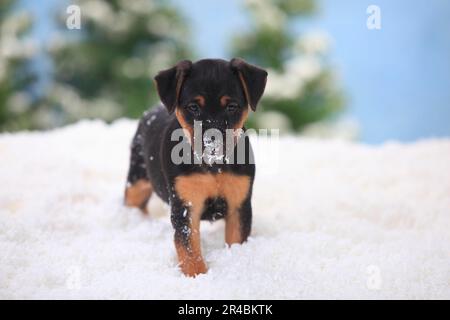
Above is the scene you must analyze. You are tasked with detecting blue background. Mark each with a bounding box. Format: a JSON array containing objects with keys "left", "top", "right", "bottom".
[{"left": 23, "top": 0, "right": 450, "bottom": 143}]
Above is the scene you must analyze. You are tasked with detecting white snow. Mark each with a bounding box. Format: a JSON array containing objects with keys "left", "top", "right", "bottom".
[{"left": 0, "top": 119, "right": 449, "bottom": 299}]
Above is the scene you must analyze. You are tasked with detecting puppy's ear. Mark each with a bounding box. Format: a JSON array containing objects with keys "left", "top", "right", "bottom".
[
  {"left": 154, "top": 60, "right": 192, "bottom": 114},
  {"left": 230, "top": 58, "right": 268, "bottom": 111}
]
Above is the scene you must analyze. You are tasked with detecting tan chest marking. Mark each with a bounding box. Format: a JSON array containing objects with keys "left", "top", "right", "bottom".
[{"left": 175, "top": 172, "right": 250, "bottom": 211}]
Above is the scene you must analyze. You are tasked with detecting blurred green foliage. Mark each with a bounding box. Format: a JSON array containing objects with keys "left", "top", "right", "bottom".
[
  {"left": 42, "top": 0, "right": 191, "bottom": 128},
  {"left": 0, "top": 0, "right": 37, "bottom": 131},
  {"left": 0, "top": 0, "right": 344, "bottom": 133},
  {"left": 232, "top": 0, "right": 344, "bottom": 132}
]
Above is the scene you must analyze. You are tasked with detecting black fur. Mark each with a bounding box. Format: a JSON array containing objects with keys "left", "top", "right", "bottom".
[{"left": 126, "top": 58, "right": 267, "bottom": 273}]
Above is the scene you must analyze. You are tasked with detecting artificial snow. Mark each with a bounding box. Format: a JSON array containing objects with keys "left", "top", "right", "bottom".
[{"left": 0, "top": 119, "right": 449, "bottom": 299}]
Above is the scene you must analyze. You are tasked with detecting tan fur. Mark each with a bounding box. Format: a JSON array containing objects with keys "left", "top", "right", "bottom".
[
  {"left": 175, "top": 71, "right": 186, "bottom": 104},
  {"left": 175, "top": 173, "right": 251, "bottom": 254},
  {"left": 175, "top": 242, "right": 207, "bottom": 277},
  {"left": 234, "top": 107, "right": 249, "bottom": 131},
  {"left": 175, "top": 108, "right": 194, "bottom": 142},
  {"left": 220, "top": 173, "right": 251, "bottom": 245},
  {"left": 124, "top": 179, "right": 153, "bottom": 213},
  {"left": 220, "top": 94, "right": 248, "bottom": 130},
  {"left": 194, "top": 95, "right": 206, "bottom": 107},
  {"left": 237, "top": 72, "right": 252, "bottom": 107},
  {"left": 175, "top": 217, "right": 207, "bottom": 277},
  {"left": 235, "top": 71, "right": 251, "bottom": 130},
  {"left": 220, "top": 95, "right": 231, "bottom": 107}
]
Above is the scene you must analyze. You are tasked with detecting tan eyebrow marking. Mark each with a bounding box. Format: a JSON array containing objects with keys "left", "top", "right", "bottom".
[
  {"left": 194, "top": 95, "right": 205, "bottom": 107},
  {"left": 220, "top": 95, "right": 231, "bottom": 107}
]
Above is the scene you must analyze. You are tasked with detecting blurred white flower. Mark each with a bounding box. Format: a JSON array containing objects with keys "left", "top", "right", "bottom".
[
  {"left": 146, "top": 13, "right": 187, "bottom": 40},
  {"left": 79, "top": 0, "right": 140, "bottom": 36},
  {"left": 264, "top": 68, "right": 303, "bottom": 99},
  {"left": 89, "top": 97, "right": 122, "bottom": 120},
  {"left": 33, "top": 107, "right": 59, "bottom": 128},
  {"left": 245, "top": 0, "right": 286, "bottom": 30},
  {"left": 47, "top": 32, "right": 69, "bottom": 53},
  {"left": 264, "top": 56, "right": 322, "bottom": 99},
  {"left": 0, "top": 36, "right": 37, "bottom": 59},
  {"left": 48, "top": 84, "right": 121, "bottom": 121},
  {"left": 119, "top": 0, "right": 155, "bottom": 14},
  {"left": 109, "top": 11, "right": 133, "bottom": 35},
  {"left": 49, "top": 84, "right": 84, "bottom": 116},
  {"left": 7, "top": 92, "right": 32, "bottom": 114},
  {"left": 122, "top": 57, "right": 145, "bottom": 78},
  {"left": 146, "top": 13, "right": 172, "bottom": 36},
  {"left": 82, "top": 0, "right": 114, "bottom": 27},
  {"left": 256, "top": 110, "right": 292, "bottom": 133},
  {"left": 1, "top": 12, "right": 32, "bottom": 36},
  {"left": 287, "top": 56, "right": 321, "bottom": 81},
  {"left": 0, "top": 13, "right": 38, "bottom": 60},
  {"left": 147, "top": 43, "right": 176, "bottom": 75},
  {"left": 301, "top": 118, "right": 360, "bottom": 141},
  {"left": 0, "top": 59, "right": 6, "bottom": 82},
  {"left": 295, "top": 31, "right": 331, "bottom": 55}
]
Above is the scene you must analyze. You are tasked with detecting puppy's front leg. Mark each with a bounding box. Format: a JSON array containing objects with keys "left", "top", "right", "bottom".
[
  {"left": 221, "top": 174, "right": 252, "bottom": 246},
  {"left": 226, "top": 197, "right": 252, "bottom": 245},
  {"left": 170, "top": 197, "right": 207, "bottom": 277}
]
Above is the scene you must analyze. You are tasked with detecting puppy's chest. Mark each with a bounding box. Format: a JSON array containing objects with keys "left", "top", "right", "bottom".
[{"left": 174, "top": 172, "right": 251, "bottom": 208}]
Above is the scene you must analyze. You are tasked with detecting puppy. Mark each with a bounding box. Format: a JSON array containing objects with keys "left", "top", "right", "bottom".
[{"left": 124, "top": 58, "right": 267, "bottom": 277}]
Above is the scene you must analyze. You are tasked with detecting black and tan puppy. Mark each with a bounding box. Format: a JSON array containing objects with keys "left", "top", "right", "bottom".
[{"left": 124, "top": 58, "right": 267, "bottom": 277}]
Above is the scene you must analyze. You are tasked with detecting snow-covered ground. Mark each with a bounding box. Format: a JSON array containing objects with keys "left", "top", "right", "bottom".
[{"left": 0, "top": 120, "right": 449, "bottom": 299}]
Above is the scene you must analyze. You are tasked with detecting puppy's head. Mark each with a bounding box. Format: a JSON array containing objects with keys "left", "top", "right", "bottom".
[{"left": 154, "top": 58, "right": 267, "bottom": 138}]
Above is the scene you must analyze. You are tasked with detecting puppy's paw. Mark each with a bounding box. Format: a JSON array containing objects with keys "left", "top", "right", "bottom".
[{"left": 180, "top": 258, "right": 208, "bottom": 277}]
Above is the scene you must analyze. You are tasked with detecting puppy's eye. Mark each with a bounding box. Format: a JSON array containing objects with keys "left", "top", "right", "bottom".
[
  {"left": 226, "top": 103, "right": 239, "bottom": 113},
  {"left": 186, "top": 103, "right": 200, "bottom": 114}
]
